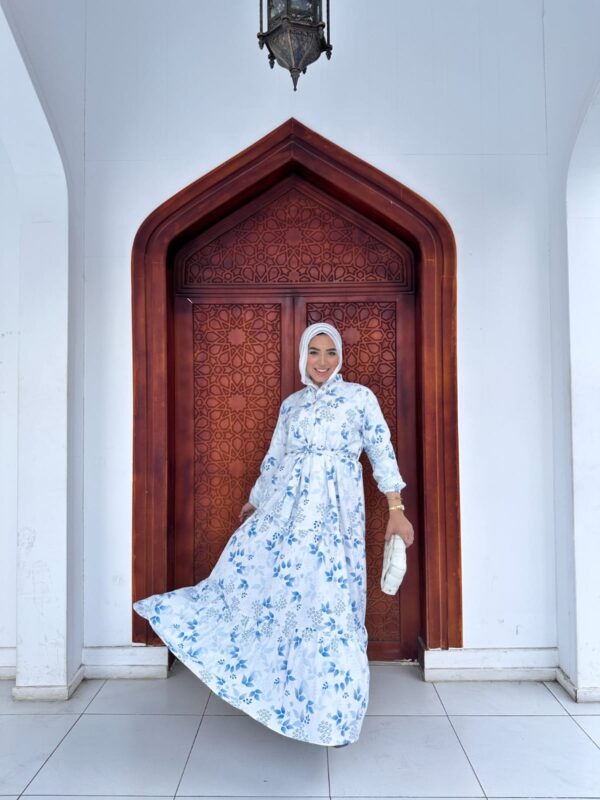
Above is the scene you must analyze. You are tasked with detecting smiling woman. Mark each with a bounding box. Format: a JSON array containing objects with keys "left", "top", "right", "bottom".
[
  {"left": 298, "top": 321, "right": 343, "bottom": 388},
  {"left": 133, "top": 321, "right": 413, "bottom": 746},
  {"left": 306, "top": 333, "right": 339, "bottom": 385}
]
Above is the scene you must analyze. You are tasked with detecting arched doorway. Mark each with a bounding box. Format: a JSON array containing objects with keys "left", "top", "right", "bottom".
[{"left": 131, "top": 119, "right": 462, "bottom": 660}]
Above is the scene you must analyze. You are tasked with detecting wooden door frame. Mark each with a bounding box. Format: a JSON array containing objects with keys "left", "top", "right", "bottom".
[{"left": 131, "top": 118, "right": 462, "bottom": 652}]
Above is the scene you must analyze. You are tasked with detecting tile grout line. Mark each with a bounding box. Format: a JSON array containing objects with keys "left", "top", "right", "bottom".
[
  {"left": 172, "top": 685, "right": 213, "bottom": 799},
  {"left": 15, "top": 678, "right": 108, "bottom": 799},
  {"left": 568, "top": 714, "right": 600, "bottom": 753},
  {"left": 5, "top": 711, "right": 596, "bottom": 717},
  {"left": 540, "top": 679, "right": 574, "bottom": 714},
  {"left": 82, "top": 678, "right": 109, "bottom": 712},
  {"left": 15, "top": 711, "right": 85, "bottom": 799},
  {"left": 431, "top": 681, "right": 489, "bottom": 800}
]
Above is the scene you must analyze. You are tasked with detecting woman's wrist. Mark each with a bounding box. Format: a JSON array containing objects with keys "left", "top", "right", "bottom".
[{"left": 385, "top": 490, "right": 405, "bottom": 514}]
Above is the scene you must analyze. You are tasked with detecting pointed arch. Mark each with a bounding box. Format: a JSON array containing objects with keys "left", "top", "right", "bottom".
[{"left": 131, "top": 118, "right": 462, "bottom": 654}]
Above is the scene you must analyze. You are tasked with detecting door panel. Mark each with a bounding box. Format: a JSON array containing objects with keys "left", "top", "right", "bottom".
[
  {"left": 172, "top": 176, "right": 419, "bottom": 659},
  {"left": 302, "top": 298, "right": 418, "bottom": 659},
  {"left": 173, "top": 297, "right": 294, "bottom": 590}
]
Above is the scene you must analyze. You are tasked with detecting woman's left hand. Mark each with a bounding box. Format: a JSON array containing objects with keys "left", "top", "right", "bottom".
[
  {"left": 239, "top": 502, "right": 256, "bottom": 523},
  {"left": 385, "top": 510, "right": 414, "bottom": 547}
]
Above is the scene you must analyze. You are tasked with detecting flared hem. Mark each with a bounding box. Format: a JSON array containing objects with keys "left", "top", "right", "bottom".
[{"left": 134, "top": 602, "right": 360, "bottom": 747}]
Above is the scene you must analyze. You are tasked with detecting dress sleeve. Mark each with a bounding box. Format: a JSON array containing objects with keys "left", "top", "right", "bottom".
[
  {"left": 248, "top": 400, "right": 290, "bottom": 508},
  {"left": 361, "top": 387, "right": 407, "bottom": 494}
]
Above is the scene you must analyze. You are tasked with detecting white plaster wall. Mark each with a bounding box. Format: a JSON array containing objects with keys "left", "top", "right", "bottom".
[
  {"left": 0, "top": 141, "right": 19, "bottom": 664},
  {"left": 3, "top": 0, "right": 600, "bottom": 670},
  {"left": 82, "top": 0, "right": 556, "bottom": 648}
]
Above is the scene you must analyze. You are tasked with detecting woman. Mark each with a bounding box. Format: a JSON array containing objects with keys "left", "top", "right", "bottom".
[{"left": 133, "top": 322, "right": 414, "bottom": 747}]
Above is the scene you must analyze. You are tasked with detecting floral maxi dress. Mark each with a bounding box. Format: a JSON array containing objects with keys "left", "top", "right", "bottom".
[{"left": 133, "top": 373, "right": 407, "bottom": 746}]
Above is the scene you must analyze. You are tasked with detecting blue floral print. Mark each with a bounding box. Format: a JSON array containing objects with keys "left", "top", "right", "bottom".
[{"left": 133, "top": 373, "right": 406, "bottom": 746}]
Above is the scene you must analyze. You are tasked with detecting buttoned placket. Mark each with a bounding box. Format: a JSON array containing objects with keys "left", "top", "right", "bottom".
[
  {"left": 287, "top": 380, "right": 359, "bottom": 462},
  {"left": 310, "top": 385, "right": 325, "bottom": 452},
  {"left": 303, "top": 374, "right": 342, "bottom": 453}
]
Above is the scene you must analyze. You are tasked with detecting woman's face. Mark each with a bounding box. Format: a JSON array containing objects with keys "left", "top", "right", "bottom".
[{"left": 306, "top": 333, "right": 340, "bottom": 387}]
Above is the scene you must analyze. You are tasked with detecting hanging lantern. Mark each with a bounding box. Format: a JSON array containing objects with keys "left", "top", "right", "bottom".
[{"left": 258, "top": 0, "right": 332, "bottom": 90}]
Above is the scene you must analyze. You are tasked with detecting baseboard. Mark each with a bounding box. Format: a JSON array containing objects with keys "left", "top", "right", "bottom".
[
  {"left": 2, "top": 646, "right": 169, "bottom": 692},
  {"left": 5, "top": 643, "right": 600, "bottom": 700},
  {"left": 418, "top": 637, "right": 559, "bottom": 681},
  {"left": 556, "top": 665, "right": 600, "bottom": 702},
  {"left": 12, "top": 664, "right": 85, "bottom": 701},
  {"left": 82, "top": 645, "right": 169, "bottom": 678}
]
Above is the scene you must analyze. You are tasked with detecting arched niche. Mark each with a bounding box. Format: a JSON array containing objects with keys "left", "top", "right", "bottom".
[{"left": 131, "top": 118, "right": 462, "bottom": 656}]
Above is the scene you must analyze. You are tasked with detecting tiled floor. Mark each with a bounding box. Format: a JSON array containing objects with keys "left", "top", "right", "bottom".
[{"left": 1, "top": 661, "right": 600, "bottom": 799}]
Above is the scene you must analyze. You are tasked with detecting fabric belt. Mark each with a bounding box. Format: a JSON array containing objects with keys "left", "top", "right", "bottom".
[{"left": 286, "top": 444, "right": 360, "bottom": 461}]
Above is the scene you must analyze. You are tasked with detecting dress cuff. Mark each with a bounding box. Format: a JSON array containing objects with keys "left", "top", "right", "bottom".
[{"left": 379, "top": 478, "right": 407, "bottom": 493}]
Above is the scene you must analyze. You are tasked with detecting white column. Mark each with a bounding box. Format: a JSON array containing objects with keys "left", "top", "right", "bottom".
[
  {"left": 566, "top": 88, "right": 600, "bottom": 700},
  {"left": 0, "top": 7, "right": 77, "bottom": 699}
]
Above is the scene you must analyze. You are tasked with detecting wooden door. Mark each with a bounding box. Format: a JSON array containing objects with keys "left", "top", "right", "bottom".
[{"left": 172, "top": 176, "right": 419, "bottom": 659}]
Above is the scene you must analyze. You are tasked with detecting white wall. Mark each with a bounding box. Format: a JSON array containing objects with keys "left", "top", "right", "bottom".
[
  {"left": 80, "top": 0, "right": 558, "bottom": 651},
  {"left": 2, "top": 0, "right": 600, "bottom": 681}
]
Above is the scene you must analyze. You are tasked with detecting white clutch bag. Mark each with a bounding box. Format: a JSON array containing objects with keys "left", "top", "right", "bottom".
[{"left": 380, "top": 534, "right": 407, "bottom": 595}]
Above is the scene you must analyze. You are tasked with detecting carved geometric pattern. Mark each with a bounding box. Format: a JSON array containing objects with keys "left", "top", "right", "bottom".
[
  {"left": 183, "top": 187, "right": 410, "bottom": 285},
  {"left": 307, "top": 302, "right": 399, "bottom": 643},
  {"left": 192, "top": 304, "right": 281, "bottom": 578}
]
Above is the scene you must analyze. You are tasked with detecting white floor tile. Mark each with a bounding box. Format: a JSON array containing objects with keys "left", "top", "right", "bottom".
[
  {"left": 5, "top": 675, "right": 599, "bottom": 798},
  {"left": 177, "top": 715, "right": 328, "bottom": 797},
  {"left": 434, "top": 679, "right": 568, "bottom": 715},
  {"left": 575, "top": 714, "right": 600, "bottom": 747},
  {"left": 0, "top": 679, "right": 104, "bottom": 714},
  {"left": 367, "top": 664, "right": 445, "bottom": 715},
  {"left": 24, "top": 714, "right": 200, "bottom": 796},
  {"left": 204, "top": 691, "right": 244, "bottom": 715},
  {"left": 451, "top": 714, "right": 600, "bottom": 797},
  {"left": 328, "top": 716, "right": 483, "bottom": 797},
  {"left": 86, "top": 661, "right": 210, "bottom": 715},
  {"left": 0, "top": 714, "right": 77, "bottom": 795},
  {"left": 545, "top": 680, "right": 600, "bottom": 714}
]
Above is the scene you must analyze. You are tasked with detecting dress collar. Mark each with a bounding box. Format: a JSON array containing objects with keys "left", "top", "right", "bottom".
[{"left": 306, "top": 372, "right": 343, "bottom": 393}]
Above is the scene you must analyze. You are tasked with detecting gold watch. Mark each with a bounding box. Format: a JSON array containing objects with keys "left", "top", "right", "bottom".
[{"left": 388, "top": 502, "right": 405, "bottom": 512}]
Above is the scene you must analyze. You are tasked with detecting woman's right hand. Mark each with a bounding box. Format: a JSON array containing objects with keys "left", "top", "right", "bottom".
[{"left": 239, "top": 502, "right": 256, "bottom": 523}]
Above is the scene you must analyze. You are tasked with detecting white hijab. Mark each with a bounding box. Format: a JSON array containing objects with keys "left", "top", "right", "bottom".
[{"left": 298, "top": 322, "right": 343, "bottom": 389}]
